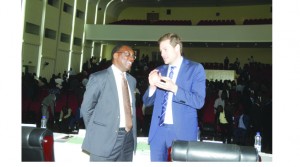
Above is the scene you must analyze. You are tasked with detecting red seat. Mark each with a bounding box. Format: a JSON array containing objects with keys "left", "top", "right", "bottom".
[
  {"left": 68, "top": 94, "right": 79, "bottom": 114},
  {"left": 29, "top": 99, "right": 42, "bottom": 114},
  {"left": 55, "top": 94, "right": 67, "bottom": 113}
]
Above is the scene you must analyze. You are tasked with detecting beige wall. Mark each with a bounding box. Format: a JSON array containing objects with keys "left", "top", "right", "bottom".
[
  {"left": 118, "top": 5, "right": 272, "bottom": 25},
  {"left": 183, "top": 47, "right": 272, "bottom": 66},
  {"left": 134, "top": 46, "right": 272, "bottom": 66},
  {"left": 22, "top": 0, "right": 93, "bottom": 80}
]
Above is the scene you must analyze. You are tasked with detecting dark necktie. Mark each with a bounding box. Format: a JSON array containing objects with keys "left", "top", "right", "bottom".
[
  {"left": 159, "top": 66, "right": 175, "bottom": 126},
  {"left": 121, "top": 73, "right": 132, "bottom": 131}
]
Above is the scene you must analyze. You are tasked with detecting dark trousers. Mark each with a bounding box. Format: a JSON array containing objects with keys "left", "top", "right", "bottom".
[
  {"left": 234, "top": 128, "right": 247, "bottom": 145},
  {"left": 59, "top": 118, "right": 71, "bottom": 133},
  {"left": 219, "top": 123, "right": 232, "bottom": 143},
  {"left": 90, "top": 128, "right": 134, "bottom": 161}
]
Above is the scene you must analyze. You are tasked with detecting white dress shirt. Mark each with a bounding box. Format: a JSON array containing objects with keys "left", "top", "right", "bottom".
[
  {"left": 111, "top": 65, "right": 133, "bottom": 128},
  {"left": 164, "top": 57, "right": 183, "bottom": 124}
]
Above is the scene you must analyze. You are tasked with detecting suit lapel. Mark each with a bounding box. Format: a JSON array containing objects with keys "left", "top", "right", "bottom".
[
  {"left": 160, "top": 65, "right": 169, "bottom": 77},
  {"left": 107, "top": 67, "right": 119, "bottom": 105},
  {"left": 176, "top": 58, "right": 188, "bottom": 85}
]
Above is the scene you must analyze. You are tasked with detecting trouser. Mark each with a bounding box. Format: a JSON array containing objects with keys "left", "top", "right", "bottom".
[
  {"left": 234, "top": 128, "right": 247, "bottom": 145},
  {"left": 219, "top": 123, "right": 232, "bottom": 143},
  {"left": 150, "top": 124, "right": 176, "bottom": 162},
  {"left": 41, "top": 105, "right": 49, "bottom": 121},
  {"left": 90, "top": 129, "right": 134, "bottom": 161},
  {"left": 41, "top": 105, "right": 55, "bottom": 123},
  {"left": 59, "top": 118, "right": 71, "bottom": 132}
]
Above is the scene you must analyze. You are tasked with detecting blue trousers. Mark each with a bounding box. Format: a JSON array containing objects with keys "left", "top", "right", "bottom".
[{"left": 150, "top": 124, "right": 176, "bottom": 162}]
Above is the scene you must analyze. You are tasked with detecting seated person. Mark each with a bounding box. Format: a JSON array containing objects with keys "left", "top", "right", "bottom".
[
  {"left": 215, "top": 105, "right": 233, "bottom": 143},
  {"left": 58, "top": 106, "right": 72, "bottom": 133},
  {"left": 69, "top": 107, "right": 83, "bottom": 132}
]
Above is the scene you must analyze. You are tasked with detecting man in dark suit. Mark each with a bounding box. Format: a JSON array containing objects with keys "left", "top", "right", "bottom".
[
  {"left": 143, "top": 33, "right": 206, "bottom": 161},
  {"left": 81, "top": 44, "right": 137, "bottom": 161}
]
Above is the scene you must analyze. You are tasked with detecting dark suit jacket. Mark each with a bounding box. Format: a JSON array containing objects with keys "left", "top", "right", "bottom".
[
  {"left": 143, "top": 58, "right": 206, "bottom": 143},
  {"left": 81, "top": 66, "right": 137, "bottom": 157}
]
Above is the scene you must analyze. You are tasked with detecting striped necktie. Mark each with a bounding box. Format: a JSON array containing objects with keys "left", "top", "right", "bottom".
[{"left": 159, "top": 66, "right": 175, "bottom": 126}]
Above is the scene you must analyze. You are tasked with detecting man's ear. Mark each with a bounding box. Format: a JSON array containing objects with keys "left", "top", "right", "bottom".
[
  {"left": 113, "top": 53, "right": 118, "bottom": 59},
  {"left": 175, "top": 44, "right": 180, "bottom": 52}
]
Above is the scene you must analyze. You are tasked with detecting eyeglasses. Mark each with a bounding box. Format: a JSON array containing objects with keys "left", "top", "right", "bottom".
[{"left": 117, "top": 51, "right": 136, "bottom": 60}]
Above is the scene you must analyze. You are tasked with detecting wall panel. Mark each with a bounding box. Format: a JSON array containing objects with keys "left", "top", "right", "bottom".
[
  {"left": 71, "top": 52, "right": 81, "bottom": 74},
  {"left": 22, "top": 43, "right": 39, "bottom": 67},
  {"left": 55, "top": 49, "right": 70, "bottom": 75}
]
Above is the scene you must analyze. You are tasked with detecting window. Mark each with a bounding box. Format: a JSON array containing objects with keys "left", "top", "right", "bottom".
[
  {"left": 63, "top": 3, "right": 73, "bottom": 14},
  {"left": 147, "top": 12, "right": 159, "bottom": 21},
  {"left": 60, "top": 33, "right": 70, "bottom": 43},
  {"left": 25, "top": 22, "right": 40, "bottom": 35},
  {"left": 73, "top": 37, "right": 82, "bottom": 46},
  {"left": 166, "top": 9, "right": 171, "bottom": 15},
  {"left": 44, "top": 28, "right": 56, "bottom": 39},
  {"left": 76, "top": 9, "right": 84, "bottom": 19},
  {"left": 48, "top": 0, "right": 59, "bottom": 8}
]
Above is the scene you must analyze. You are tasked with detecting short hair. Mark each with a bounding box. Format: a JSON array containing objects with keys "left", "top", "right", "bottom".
[
  {"left": 158, "top": 33, "right": 183, "bottom": 53},
  {"left": 111, "top": 44, "right": 124, "bottom": 60}
]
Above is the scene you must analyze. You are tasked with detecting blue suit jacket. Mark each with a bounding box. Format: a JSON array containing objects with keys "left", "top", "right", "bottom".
[
  {"left": 81, "top": 66, "right": 137, "bottom": 157},
  {"left": 143, "top": 58, "right": 206, "bottom": 143}
]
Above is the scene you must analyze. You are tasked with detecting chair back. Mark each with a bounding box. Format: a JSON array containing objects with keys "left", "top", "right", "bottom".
[
  {"left": 22, "top": 126, "right": 55, "bottom": 161},
  {"left": 171, "top": 140, "right": 258, "bottom": 162}
]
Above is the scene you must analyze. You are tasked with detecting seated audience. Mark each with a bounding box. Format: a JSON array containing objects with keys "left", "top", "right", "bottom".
[{"left": 58, "top": 106, "right": 73, "bottom": 133}]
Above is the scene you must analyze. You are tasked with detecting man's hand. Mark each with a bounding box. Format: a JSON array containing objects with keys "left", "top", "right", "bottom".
[
  {"left": 148, "top": 69, "right": 161, "bottom": 87},
  {"left": 155, "top": 76, "right": 178, "bottom": 93}
]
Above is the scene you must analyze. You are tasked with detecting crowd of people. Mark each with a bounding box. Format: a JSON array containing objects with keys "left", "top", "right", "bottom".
[
  {"left": 199, "top": 61, "right": 272, "bottom": 153},
  {"left": 22, "top": 34, "right": 272, "bottom": 161}
]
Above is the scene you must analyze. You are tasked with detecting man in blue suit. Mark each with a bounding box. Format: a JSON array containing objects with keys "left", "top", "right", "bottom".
[{"left": 143, "top": 33, "right": 206, "bottom": 161}]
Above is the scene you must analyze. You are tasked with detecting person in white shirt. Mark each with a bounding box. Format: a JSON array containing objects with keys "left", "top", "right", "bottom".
[{"left": 214, "top": 90, "right": 228, "bottom": 114}]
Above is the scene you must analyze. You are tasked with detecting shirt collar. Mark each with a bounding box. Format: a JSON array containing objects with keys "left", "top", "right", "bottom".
[
  {"left": 170, "top": 56, "right": 183, "bottom": 69},
  {"left": 112, "top": 64, "right": 122, "bottom": 74},
  {"left": 112, "top": 64, "right": 126, "bottom": 79}
]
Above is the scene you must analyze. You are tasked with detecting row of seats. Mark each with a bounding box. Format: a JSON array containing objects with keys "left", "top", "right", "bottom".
[
  {"left": 197, "top": 19, "right": 235, "bottom": 25},
  {"left": 243, "top": 18, "right": 272, "bottom": 25},
  {"left": 22, "top": 89, "right": 81, "bottom": 124},
  {"left": 203, "top": 62, "right": 272, "bottom": 70},
  {"left": 110, "top": 19, "right": 192, "bottom": 25},
  {"left": 109, "top": 18, "right": 271, "bottom": 25}
]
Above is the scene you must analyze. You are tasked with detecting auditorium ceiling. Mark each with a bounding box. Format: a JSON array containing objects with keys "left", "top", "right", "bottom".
[
  {"left": 90, "top": 0, "right": 272, "bottom": 7},
  {"left": 117, "top": 0, "right": 272, "bottom": 7},
  {"left": 89, "top": 0, "right": 272, "bottom": 48}
]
